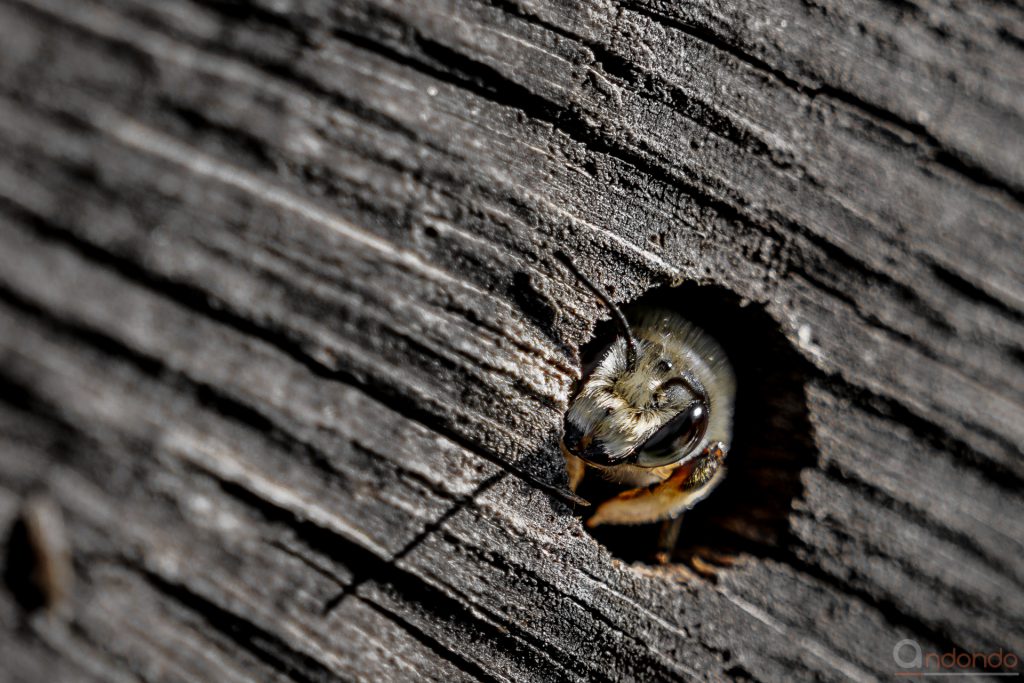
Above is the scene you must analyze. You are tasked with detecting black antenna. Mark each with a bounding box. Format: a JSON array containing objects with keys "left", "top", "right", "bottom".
[{"left": 555, "top": 251, "right": 638, "bottom": 369}]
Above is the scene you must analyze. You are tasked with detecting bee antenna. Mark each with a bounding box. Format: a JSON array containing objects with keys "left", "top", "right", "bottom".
[{"left": 555, "top": 251, "right": 638, "bottom": 369}]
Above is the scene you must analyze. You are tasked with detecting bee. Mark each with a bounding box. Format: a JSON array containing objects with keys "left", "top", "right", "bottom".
[{"left": 557, "top": 255, "right": 736, "bottom": 558}]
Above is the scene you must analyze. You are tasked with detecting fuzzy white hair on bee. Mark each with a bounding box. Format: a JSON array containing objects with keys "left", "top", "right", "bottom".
[
  {"left": 564, "top": 310, "right": 735, "bottom": 469},
  {"left": 555, "top": 252, "right": 736, "bottom": 530}
]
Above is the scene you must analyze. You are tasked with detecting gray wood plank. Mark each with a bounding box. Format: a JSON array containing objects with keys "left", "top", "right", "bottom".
[{"left": 0, "top": 0, "right": 1021, "bottom": 680}]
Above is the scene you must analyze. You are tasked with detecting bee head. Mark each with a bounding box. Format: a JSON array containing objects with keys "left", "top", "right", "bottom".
[
  {"left": 554, "top": 253, "right": 723, "bottom": 470},
  {"left": 561, "top": 336, "right": 710, "bottom": 469}
]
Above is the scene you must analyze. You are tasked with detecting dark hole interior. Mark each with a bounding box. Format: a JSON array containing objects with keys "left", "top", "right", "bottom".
[
  {"left": 2, "top": 514, "right": 46, "bottom": 613},
  {"left": 571, "top": 283, "right": 818, "bottom": 567}
]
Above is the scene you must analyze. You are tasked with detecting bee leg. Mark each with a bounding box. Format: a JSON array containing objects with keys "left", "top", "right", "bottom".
[
  {"left": 655, "top": 514, "right": 684, "bottom": 564},
  {"left": 688, "top": 547, "right": 740, "bottom": 577},
  {"left": 563, "top": 451, "right": 586, "bottom": 492},
  {"left": 586, "top": 442, "right": 727, "bottom": 528}
]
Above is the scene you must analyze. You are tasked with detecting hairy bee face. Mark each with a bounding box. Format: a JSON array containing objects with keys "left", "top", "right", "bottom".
[{"left": 561, "top": 308, "right": 735, "bottom": 471}]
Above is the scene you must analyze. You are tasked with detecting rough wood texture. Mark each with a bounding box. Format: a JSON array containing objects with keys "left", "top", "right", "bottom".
[{"left": 0, "top": 0, "right": 1022, "bottom": 680}]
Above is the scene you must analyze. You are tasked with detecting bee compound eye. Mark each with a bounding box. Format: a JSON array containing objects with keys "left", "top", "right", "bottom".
[
  {"left": 635, "top": 400, "right": 709, "bottom": 467},
  {"left": 561, "top": 420, "right": 585, "bottom": 453},
  {"left": 561, "top": 419, "right": 620, "bottom": 465}
]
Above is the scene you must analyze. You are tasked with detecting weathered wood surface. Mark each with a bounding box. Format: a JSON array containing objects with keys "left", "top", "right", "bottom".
[{"left": 0, "top": 0, "right": 1022, "bottom": 680}]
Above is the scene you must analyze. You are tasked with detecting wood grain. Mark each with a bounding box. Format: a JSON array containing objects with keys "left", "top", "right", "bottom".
[{"left": 0, "top": 0, "right": 1021, "bottom": 680}]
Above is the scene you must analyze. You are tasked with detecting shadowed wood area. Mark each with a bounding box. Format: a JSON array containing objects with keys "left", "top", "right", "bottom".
[{"left": 0, "top": 0, "right": 1021, "bottom": 680}]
